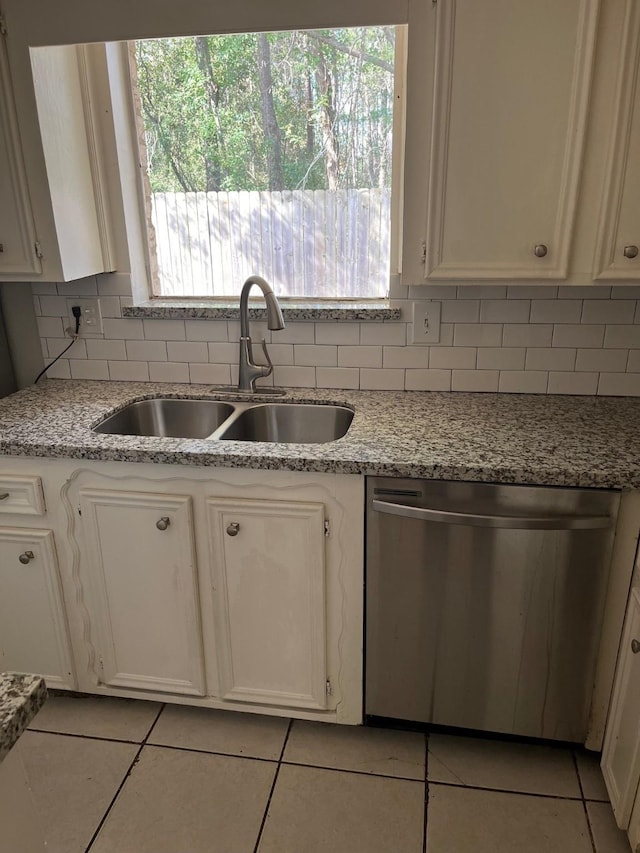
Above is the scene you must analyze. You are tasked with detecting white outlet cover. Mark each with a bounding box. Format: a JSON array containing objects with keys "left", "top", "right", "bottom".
[
  {"left": 411, "top": 301, "right": 441, "bottom": 344},
  {"left": 66, "top": 298, "right": 103, "bottom": 338}
]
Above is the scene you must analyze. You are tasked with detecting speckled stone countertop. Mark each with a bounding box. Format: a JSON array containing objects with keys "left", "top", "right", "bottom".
[
  {"left": 0, "top": 380, "right": 640, "bottom": 489},
  {"left": 0, "top": 673, "right": 47, "bottom": 763}
]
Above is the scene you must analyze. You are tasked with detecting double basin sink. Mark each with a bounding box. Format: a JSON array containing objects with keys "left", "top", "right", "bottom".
[{"left": 92, "top": 397, "right": 354, "bottom": 444}]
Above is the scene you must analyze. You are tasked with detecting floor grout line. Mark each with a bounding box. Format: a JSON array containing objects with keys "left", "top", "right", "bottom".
[
  {"left": 251, "top": 718, "right": 293, "bottom": 853},
  {"left": 423, "top": 732, "right": 429, "bottom": 853},
  {"left": 83, "top": 702, "right": 166, "bottom": 853},
  {"left": 572, "top": 750, "right": 598, "bottom": 853},
  {"left": 27, "top": 727, "right": 146, "bottom": 745}
]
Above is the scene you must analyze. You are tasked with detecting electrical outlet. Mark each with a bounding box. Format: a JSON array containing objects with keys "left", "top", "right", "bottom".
[
  {"left": 411, "top": 301, "right": 441, "bottom": 344},
  {"left": 66, "top": 298, "right": 103, "bottom": 337}
]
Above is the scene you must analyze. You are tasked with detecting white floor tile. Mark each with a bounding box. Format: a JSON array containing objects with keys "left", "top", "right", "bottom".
[{"left": 28, "top": 694, "right": 161, "bottom": 742}]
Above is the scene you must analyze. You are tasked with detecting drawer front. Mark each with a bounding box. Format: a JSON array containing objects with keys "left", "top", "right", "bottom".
[{"left": 0, "top": 476, "right": 46, "bottom": 516}]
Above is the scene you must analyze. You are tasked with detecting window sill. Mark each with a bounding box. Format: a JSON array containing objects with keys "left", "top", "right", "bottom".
[{"left": 122, "top": 300, "right": 402, "bottom": 322}]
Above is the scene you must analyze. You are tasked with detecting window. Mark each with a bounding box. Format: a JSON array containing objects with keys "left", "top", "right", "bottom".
[{"left": 130, "top": 27, "right": 403, "bottom": 300}]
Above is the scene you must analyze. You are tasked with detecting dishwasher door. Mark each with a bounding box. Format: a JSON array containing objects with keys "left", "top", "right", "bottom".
[{"left": 365, "top": 477, "right": 620, "bottom": 742}]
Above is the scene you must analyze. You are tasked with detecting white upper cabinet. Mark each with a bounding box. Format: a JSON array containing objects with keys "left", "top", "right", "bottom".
[
  {"left": 0, "top": 28, "right": 40, "bottom": 275},
  {"left": 592, "top": 0, "right": 640, "bottom": 280},
  {"left": 404, "top": 0, "right": 599, "bottom": 282},
  {"left": 0, "top": 28, "right": 113, "bottom": 283}
]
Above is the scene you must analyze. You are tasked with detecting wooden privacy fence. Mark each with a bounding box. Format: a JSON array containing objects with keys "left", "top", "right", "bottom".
[{"left": 151, "top": 188, "right": 391, "bottom": 298}]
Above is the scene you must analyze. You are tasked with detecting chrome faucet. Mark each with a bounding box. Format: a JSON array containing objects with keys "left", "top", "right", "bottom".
[{"left": 238, "top": 275, "right": 285, "bottom": 392}]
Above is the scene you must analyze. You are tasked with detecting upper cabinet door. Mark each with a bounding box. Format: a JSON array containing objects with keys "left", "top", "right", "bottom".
[
  {"left": 592, "top": 1, "right": 640, "bottom": 280},
  {"left": 417, "top": 0, "right": 599, "bottom": 281},
  {"left": 0, "top": 32, "right": 40, "bottom": 275}
]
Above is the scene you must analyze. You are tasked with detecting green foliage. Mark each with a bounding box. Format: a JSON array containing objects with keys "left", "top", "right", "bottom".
[{"left": 134, "top": 27, "right": 395, "bottom": 194}]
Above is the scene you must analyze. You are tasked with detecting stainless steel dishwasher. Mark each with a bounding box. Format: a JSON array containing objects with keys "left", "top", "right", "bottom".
[{"left": 365, "top": 477, "right": 620, "bottom": 742}]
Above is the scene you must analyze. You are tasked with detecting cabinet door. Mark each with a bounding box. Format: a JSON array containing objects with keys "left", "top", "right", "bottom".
[
  {"left": 0, "top": 33, "right": 41, "bottom": 275},
  {"left": 0, "top": 527, "right": 74, "bottom": 687},
  {"left": 602, "top": 588, "right": 640, "bottom": 828},
  {"left": 419, "top": 0, "right": 598, "bottom": 280},
  {"left": 79, "top": 489, "right": 205, "bottom": 696},
  {"left": 207, "top": 498, "right": 327, "bottom": 710},
  {"left": 593, "top": 2, "right": 640, "bottom": 280}
]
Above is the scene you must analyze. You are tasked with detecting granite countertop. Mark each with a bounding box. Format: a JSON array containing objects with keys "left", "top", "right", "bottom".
[
  {"left": 0, "top": 673, "right": 47, "bottom": 763},
  {"left": 0, "top": 379, "right": 640, "bottom": 489}
]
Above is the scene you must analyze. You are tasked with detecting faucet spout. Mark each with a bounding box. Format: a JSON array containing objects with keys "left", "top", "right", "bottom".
[{"left": 237, "top": 276, "right": 285, "bottom": 392}]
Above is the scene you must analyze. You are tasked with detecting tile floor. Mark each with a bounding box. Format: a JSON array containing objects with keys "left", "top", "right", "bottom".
[{"left": 19, "top": 694, "right": 630, "bottom": 853}]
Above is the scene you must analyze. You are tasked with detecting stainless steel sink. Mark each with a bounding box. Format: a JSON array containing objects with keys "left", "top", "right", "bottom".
[
  {"left": 92, "top": 397, "right": 354, "bottom": 443},
  {"left": 92, "top": 398, "right": 235, "bottom": 438},
  {"left": 217, "top": 403, "right": 353, "bottom": 444}
]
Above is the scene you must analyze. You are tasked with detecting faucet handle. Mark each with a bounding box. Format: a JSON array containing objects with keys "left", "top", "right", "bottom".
[{"left": 260, "top": 339, "right": 274, "bottom": 377}]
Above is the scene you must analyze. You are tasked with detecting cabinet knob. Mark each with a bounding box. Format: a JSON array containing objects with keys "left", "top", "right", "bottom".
[
  {"left": 156, "top": 517, "right": 170, "bottom": 531},
  {"left": 632, "top": 639, "right": 640, "bottom": 654},
  {"left": 226, "top": 522, "right": 240, "bottom": 537},
  {"left": 623, "top": 245, "right": 638, "bottom": 259},
  {"left": 533, "top": 244, "right": 548, "bottom": 258},
  {"left": 18, "top": 551, "right": 34, "bottom": 565},
  {"left": 0, "top": 492, "right": 9, "bottom": 500}
]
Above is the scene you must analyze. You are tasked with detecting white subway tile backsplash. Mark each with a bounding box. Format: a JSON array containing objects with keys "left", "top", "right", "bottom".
[
  {"left": 43, "top": 358, "right": 71, "bottom": 379},
  {"left": 125, "top": 340, "right": 167, "bottom": 361},
  {"left": 32, "top": 295, "right": 41, "bottom": 316},
  {"left": 440, "top": 300, "right": 480, "bottom": 323},
  {"left": 428, "top": 323, "right": 455, "bottom": 346},
  {"left": 98, "top": 296, "right": 123, "bottom": 318},
  {"left": 270, "top": 322, "right": 314, "bottom": 344},
  {"left": 294, "top": 345, "right": 337, "bottom": 367},
  {"left": 264, "top": 344, "right": 294, "bottom": 365},
  {"left": 525, "top": 348, "right": 576, "bottom": 371},
  {"left": 628, "top": 350, "right": 640, "bottom": 371},
  {"left": 598, "top": 373, "right": 640, "bottom": 397},
  {"left": 575, "top": 348, "right": 628, "bottom": 372},
  {"left": 189, "top": 363, "right": 232, "bottom": 385},
  {"left": 86, "top": 339, "right": 127, "bottom": 361},
  {"left": 360, "top": 323, "right": 407, "bottom": 346},
  {"left": 530, "top": 300, "right": 582, "bottom": 324},
  {"left": 167, "top": 341, "right": 208, "bottom": 363},
  {"left": 108, "top": 361, "right": 150, "bottom": 382},
  {"left": 453, "top": 324, "right": 502, "bottom": 347},
  {"left": 582, "top": 300, "right": 635, "bottom": 324},
  {"left": 104, "top": 318, "right": 144, "bottom": 340},
  {"left": 547, "top": 372, "right": 599, "bottom": 395},
  {"left": 558, "top": 286, "right": 611, "bottom": 299},
  {"left": 272, "top": 365, "right": 316, "bottom": 387},
  {"left": 552, "top": 325, "right": 605, "bottom": 348},
  {"left": 405, "top": 369, "right": 451, "bottom": 391},
  {"left": 457, "top": 285, "right": 507, "bottom": 299},
  {"left": 143, "top": 319, "right": 186, "bottom": 341},
  {"left": 408, "top": 285, "right": 454, "bottom": 300},
  {"left": 36, "top": 317, "right": 64, "bottom": 338},
  {"left": 69, "top": 359, "right": 109, "bottom": 380},
  {"left": 315, "top": 323, "right": 360, "bottom": 345},
  {"left": 315, "top": 367, "right": 360, "bottom": 389},
  {"left": 452, "top": 370, "right": 499, "bottom": 392},
  {"left": 32, "top": 282, "right": 56, "bottom": 295},
  {"left": 506, "top": 285, "right": 558, "bottom": 299},
  {"left": 476, "top": 347, "right": 525, "bottom": 370},
  {"left": 502, "top": 324, "right": 553, "bottom": 347},
  {"left": 612, "top": 286, "right": 640, "bottom": 299},
  {"left": 429, "top": 347, "right": 476, "bottom": 369},
  {"left": 96, "top": 273, "right": 133, "bottom": 296},
  {"left": 38, "top": 295, "right": 69, "bottom": 317},
  {"left": 360, "top": 368, "right": 405, "bottom": 390},
  {"left": 498, "top": 371, "right": 548, "bottom": 393},
  {"left": 480, "top": 300, "right": 530, "bottom": 323},
  {"left": 57, "top": 277, "right": 98, "bottom": 297},
  {"left": 47, "top": 337, "right": 86, "bottom": 359},
  {"left": 338, "top": 346, "right": 382, "bottom": 368},
  {"left": 185, "top": 320, "right": 229, "bottom": 342},
  {"left": 604, "top": 325, "right": 640, "bottom": 348},
  {"left": 383, "top": 346, "right": 430, "bottom": 368},
  {"left": 207, "top": 342, "right": 238, "bottom": 363},
  {"left": 149, "top": 362, "right": 190, "bottom": 383},
  {"left": 228, "top": 320, "right": 271, "bottom": 342}
]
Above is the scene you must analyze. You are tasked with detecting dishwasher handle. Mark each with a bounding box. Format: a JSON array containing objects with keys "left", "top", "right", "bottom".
[{"left": 371, "top": 498, "right": 612, "bottom": 530}]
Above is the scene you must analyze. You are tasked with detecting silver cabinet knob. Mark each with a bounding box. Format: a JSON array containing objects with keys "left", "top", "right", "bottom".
[
  {"left": 19, "top": 551, "right": 35, "bottom": 565},
  {"left": 623, "top": 245, "right": 638, "bottom": 259},
  {"left": 533, "top": 244, "right": 548, "bottom": 258},
  {"left": 156, "top": 517, "right": 170, "bottom": 531},
  {"left": 0, "top": 492, "right": 9, "bottom": 500},
  {"left": 226, "top": 522, "right": 240, "bottom": 537},
  {"left": 632, "top": 639, "right": 640, "bottom": 654}
]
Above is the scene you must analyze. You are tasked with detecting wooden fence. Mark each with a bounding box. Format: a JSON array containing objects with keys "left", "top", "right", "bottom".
[{"left": 151, "top": 188, "right": 391, "bottom": 299}]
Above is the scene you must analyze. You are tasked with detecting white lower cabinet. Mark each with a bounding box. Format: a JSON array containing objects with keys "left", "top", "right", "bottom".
[
  {"left": 207, "top": 497, "right": 328, "bottom": 710},
  {"left": 0, "top": 527, "right": 74, "bottom": 687},
  {"left": 602, "top": 587, "right": 640, "bottom": 842},
  {"left": 78, "top": 489, "right": 206, "bottom": 696}
]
